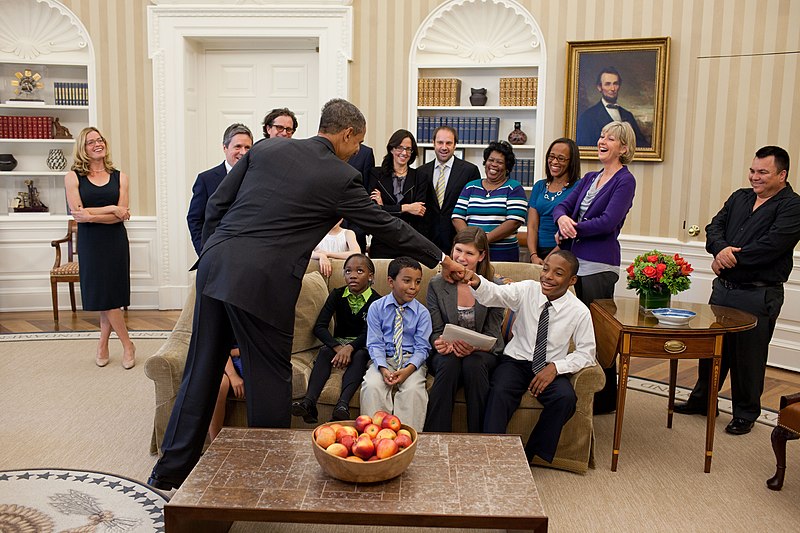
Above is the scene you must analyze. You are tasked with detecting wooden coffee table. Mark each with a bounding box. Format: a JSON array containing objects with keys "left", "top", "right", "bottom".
[{"left": 164, "top": 428, "right": 548, "bottom": 532}]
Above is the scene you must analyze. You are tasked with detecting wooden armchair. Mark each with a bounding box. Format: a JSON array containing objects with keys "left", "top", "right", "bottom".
[
  {"left": 50, "top": 220, "right": 80, "bottom": 322},
  {"left": 767, "top": 392, "right": 800, "bottom": 491}
]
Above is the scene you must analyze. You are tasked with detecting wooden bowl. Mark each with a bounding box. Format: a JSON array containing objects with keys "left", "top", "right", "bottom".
[{"left": 311, "top": 420, "right": 418, "bottom": 483}]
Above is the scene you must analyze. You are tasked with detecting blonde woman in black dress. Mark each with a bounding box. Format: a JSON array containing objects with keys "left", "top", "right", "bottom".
[{"left": 64, "top": 127, "right": 135, "bottom": 368}]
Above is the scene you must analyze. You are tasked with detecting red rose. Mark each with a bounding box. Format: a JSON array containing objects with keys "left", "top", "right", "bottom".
[
  {"left": 643, "top": 265, "right": 657, "bottom": 278},
  {"left": 681, "top": 263, "right": 694, "bottom": 276},
  {"left": 647, "top": 254, "right": 659, "bottom": 263}
]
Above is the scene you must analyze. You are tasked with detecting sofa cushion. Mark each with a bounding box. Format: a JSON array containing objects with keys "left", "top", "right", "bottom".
[{"left": 292, "top": 271, "right": 329, "bottom": 354}]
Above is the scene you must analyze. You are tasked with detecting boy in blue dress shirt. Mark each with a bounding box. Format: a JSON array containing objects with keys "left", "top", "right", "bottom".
[{"left": 361, "top": 256, "right": 432, "bottom": 430}]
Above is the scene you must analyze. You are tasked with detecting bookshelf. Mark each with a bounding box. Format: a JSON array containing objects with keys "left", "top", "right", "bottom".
[
  {"left": 409, "top": 0, "right": 546, "bottom": 191},
  {"left": 0, "top": 0, "right": 96, "bottom": 220}
]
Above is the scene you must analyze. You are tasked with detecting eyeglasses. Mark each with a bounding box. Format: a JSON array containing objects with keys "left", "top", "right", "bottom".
[
  {"left": 547, "top": 154, "right": 569, "bottom": 164},
  {"left": 394, "top": 146, "right": 414, "bottom": 154},
  {"left": 269, "top": 124, "right": 296, "bottom": 135},
  {"left": 86, "top": 138, "right": 106, "bottom": 147}
]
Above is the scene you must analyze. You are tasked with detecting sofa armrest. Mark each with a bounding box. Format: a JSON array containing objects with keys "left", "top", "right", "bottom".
[{"left": 570, "top": 364, "right": 606, "bottom": 415}]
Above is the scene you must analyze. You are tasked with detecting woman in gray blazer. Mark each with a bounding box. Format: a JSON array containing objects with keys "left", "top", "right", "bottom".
[{"left": 423, "top": 227, "right": 505, "bottom": 432}]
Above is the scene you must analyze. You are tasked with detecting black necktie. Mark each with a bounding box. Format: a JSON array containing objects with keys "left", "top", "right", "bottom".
[
  {"left": 606, "top": 103, "right": 619, "bottom": 109},
  {"left": 532, "top": 301, "right": 551, "bottom": 374}
]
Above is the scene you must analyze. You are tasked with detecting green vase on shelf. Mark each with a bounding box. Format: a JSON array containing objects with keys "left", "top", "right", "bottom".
[{"left": 638, "top": 290, "right": 671, "bottom": 313}]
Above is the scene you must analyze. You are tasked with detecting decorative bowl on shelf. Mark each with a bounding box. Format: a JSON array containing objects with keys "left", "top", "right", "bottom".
[
  {"left": 311, "top": 420, "right": 418, "bottom": 483},
  {"left": 651, "top": 308, "right": 696, "bottom": 326}
]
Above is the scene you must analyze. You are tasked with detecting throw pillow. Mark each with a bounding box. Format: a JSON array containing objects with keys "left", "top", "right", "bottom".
[{"left": 292, "top": 271, "right": 329, "bottom": 354}]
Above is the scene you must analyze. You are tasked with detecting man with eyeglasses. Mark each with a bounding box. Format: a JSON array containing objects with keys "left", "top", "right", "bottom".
[
  {"left": 187, "top": 123, "right": 253, "bottom": 255},
  {"left": 418, "top": 126, "right": 480, "bottom": 253},
  {"left": 262, "top": 107, "right": 298, "bottom": 138}
]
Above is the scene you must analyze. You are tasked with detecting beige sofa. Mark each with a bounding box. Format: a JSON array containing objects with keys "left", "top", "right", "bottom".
[{"left": 145, "top": 259, "right": 605, "bottom": 473}]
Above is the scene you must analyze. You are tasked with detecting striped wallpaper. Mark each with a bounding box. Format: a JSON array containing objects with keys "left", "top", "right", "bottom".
[{"left": 62, "top": 0, "right": 799, "bottom": 245}]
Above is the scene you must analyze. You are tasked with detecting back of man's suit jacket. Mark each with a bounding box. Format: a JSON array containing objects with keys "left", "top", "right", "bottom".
[{"left": 200, "top": 136, "right": 441, "bottom": 330}]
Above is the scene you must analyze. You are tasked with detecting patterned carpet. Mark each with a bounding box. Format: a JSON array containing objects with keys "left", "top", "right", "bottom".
[{"left": 0, "top": 469, "right": 167, "bottom": 532}]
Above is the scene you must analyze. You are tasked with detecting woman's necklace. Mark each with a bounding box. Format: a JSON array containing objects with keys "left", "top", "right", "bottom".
[{"left": 543, "top": 180, "right": 568, "bottom": 201}]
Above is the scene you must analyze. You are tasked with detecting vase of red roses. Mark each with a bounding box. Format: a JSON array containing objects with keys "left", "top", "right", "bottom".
[{"left": 626, "top": 250, "right": 693, "bottom": 312}]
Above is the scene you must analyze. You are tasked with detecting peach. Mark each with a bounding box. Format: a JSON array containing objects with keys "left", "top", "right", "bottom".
[
  {"left": 328, "top": 423, "right": 343, "bottom": 434},
  {"left": 355, "top": 414, "right": 373, "bottom": 433},
  {"left": 367, "top": 455, "right": 381, "bottom": 462},
  {"left": 395, "top": 433, "right": 412, "bottom": 449},
  {"left": 352, "top": 436, "right": 375, "bottom": 460},
  {"left": 345, "top": 455, "right": 364, "bottom": 462},
  {"left": 372, "top": 410, "right": 390, "bottom": 427},
  {"left": 397, "top": 429, "right": 412, "bottom": 439},
  {"left": 326, "top": 442, "right": 349, "bottom": 458},
  {"left": 364, "top": 423, "right": 381, "bottom": 439},
  {"left": 315, "top": 426, "right": 336, "bottom": 449},
  {"left": 375, "top": 438, "right": 399, "bottom": 459},
  {"left": 336, "top": 426, "right": 358, "bottom": 442},
  {"left": 381, "top": 414, "right": 402, "bottom": 432},
  {"left": 375, "top": 428, "right": 397, "bottom": 441}
]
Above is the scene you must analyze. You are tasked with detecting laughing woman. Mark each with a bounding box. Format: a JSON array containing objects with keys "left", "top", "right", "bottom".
[
  {"left": 452, "top": 141, "right": 528, "bottom": 262},
  {"left": 64, "top": 127, "right": 135, "bottom": 369},
  {"left": 552, "top": 121, "right": 637, "bottom": 414},
  {"left": 366, "top": 129, "right": 427, "bottom": 259}
]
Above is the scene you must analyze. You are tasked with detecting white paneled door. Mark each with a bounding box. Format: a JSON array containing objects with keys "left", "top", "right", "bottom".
[{"left": 202, "top": 48, "right": 319, "bottom": 169}]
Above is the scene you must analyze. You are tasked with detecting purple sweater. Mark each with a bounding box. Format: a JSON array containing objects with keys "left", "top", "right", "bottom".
[{"left": 552, "top": 166, "right": 636, "bottom": 267}]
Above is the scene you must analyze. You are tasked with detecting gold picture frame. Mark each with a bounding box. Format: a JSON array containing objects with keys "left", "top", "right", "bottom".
[{"left": 565, "top": 37, "right": 670, "bottom": 162}]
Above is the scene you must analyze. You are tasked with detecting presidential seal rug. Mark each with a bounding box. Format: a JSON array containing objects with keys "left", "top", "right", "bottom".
[{"left": 0, "top": 469, "right": 167, "bottom": 532}]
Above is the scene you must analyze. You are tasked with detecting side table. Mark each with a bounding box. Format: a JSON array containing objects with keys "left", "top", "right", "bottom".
[{"left": 590, "top": 298, "right": 756, "bottom": 473}]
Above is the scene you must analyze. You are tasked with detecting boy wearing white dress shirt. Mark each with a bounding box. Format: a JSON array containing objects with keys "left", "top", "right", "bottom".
[{"left": 467, "top": 250, "right": 597, "bottom": 463}]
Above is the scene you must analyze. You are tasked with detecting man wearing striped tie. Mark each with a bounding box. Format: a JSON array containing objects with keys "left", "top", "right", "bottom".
[
  {"left": 419, "top": 126, "right": 481, "bottom": 253},
  {"left": 361, "top": 257, "right": 432, "bottom": 430},
  {"left": 466, "top": 250, "right": 597, "bottom": 464}
]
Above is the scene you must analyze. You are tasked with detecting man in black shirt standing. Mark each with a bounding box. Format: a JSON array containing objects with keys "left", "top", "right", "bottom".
[{"left": 675, "top": 146, "right": 800, "bottom": 435}]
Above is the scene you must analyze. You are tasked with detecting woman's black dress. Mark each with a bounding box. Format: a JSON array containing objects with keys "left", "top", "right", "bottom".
[{"left": 76, "top": 170, "right": 130, "bottom": 311}]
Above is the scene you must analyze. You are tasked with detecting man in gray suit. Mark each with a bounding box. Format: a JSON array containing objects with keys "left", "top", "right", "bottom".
[
  {"left": 149, "top": 99, "right": 464, "bottom": 490},
  {"left": 419, "top": 126, "right": 481, "bottom": 253}
]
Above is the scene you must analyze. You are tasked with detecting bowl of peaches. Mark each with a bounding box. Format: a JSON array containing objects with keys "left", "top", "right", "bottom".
[{"left": 311, "top": 410, "right": 418, "bottom": 483}]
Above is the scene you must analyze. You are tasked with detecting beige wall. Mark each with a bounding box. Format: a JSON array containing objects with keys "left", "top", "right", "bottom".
[
  {"left": 62, "top": 0, "right": 799, "bottom": 239},
  {"left": 60, "top": 0, "right": 155, "bottom": 217}
]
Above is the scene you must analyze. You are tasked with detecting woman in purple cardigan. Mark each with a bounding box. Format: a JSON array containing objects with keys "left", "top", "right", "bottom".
[{"left": 552, "top": 121, "right": 637, "bottom": 414}]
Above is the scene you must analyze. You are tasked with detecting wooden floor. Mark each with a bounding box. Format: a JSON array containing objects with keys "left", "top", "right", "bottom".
[{"left": 2, "top": 309, "right": 798, "bottom": 413}]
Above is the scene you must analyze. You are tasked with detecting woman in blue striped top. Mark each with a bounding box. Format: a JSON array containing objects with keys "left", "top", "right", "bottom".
[{"left": 451, "top": 141, "right": 528, "bottom": 261}]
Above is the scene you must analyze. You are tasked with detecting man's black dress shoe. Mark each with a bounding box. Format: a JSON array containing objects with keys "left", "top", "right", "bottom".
[
  {"left": 291, "top": 398, "right": 318, "bottom": 424},
  {"left": 147, "top": 474, "right": 182, "bottom": 491},
  {"left": 725, "top": 417, "right": 754, "bottom": 435},
  {"left": 673, "top": 401, "right": 719, "bottom": 416}
]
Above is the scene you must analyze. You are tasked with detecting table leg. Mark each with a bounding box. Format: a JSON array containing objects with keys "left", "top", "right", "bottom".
[
  {"left": 611, "top": 352, "right": 630, "bottom": 472},
  {"left": 704, "top": 354, "right": 722, "bottom": 473},
  {"left": 667, "top": 359, "right": 678, "bottom": 428}
]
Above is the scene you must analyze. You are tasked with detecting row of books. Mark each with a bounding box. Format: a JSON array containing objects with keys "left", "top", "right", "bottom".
[
  {"left": 53, "top": 82, "right": 89, "bottom": 106},
  {"left": 509, "top": 158, "right": 536, "bottom": 187},
  {"left": 417, "top": 115, "right": 500, "bottom": 145},
  {"left": 0, "top": 115, "right": 54, "bottom": 139},
  {"left": 499, "top": 77, "right": 538, "bottom": 106},
  {"left": 417, "top": 78, "right": 461, "bottom": 106}
]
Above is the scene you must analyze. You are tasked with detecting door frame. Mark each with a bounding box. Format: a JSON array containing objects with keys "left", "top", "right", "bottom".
[{"left": 148, "top": 3, "right": 352, "bottom": 309}]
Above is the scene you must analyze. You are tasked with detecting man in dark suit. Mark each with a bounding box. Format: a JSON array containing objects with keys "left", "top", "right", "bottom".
[
  {"left": 419, "top": 126, "right": 481, "bottom": 253},
  {"left": 186, "top": 123, "right": 253, "bottom": 254},
  {"left": 149, "top": 99, "right": 465, "bottom": 490},
  {"left": 576, "top": 67, "right": 649, "bottom": 148},
  {"left": 343, "top": 143, "right": 375, "bottom": 252}
]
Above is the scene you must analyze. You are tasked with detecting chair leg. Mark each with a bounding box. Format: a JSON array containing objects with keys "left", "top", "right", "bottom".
[
  {"left": 767, "top": 426, "right": 798, "bottom": 490},
  {"left": 51, "top": 281, "right": 59, "bottom": 323},
  {"left": 68, "top": 282, "right": 77, "bottom": 313}
]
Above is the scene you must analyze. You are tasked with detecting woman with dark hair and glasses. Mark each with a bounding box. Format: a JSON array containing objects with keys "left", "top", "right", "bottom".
[
  {"left": 452, "top": 141, "right": 528, "bottom": 262},
  {"left": 527, "top": 138, "right": 581, "bottom": 264},
  {"left": 365, "top": 129, "right": 428, "bottom": 258}
]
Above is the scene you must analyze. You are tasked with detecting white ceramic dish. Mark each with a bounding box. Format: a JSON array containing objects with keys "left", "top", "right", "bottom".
[{"left": 651, "top": 308, "right": 697, "bottom": 326}]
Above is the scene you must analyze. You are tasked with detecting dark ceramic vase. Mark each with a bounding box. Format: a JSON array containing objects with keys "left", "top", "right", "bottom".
[
  {"left": 469, "top": 88, "right": 488, "bottom": 106},
  {"left": 0, "top": 154, "right": 18, "bottom": 171},
  {"left": 507, "top": 122, "right": 528, "bottom": 145}
]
